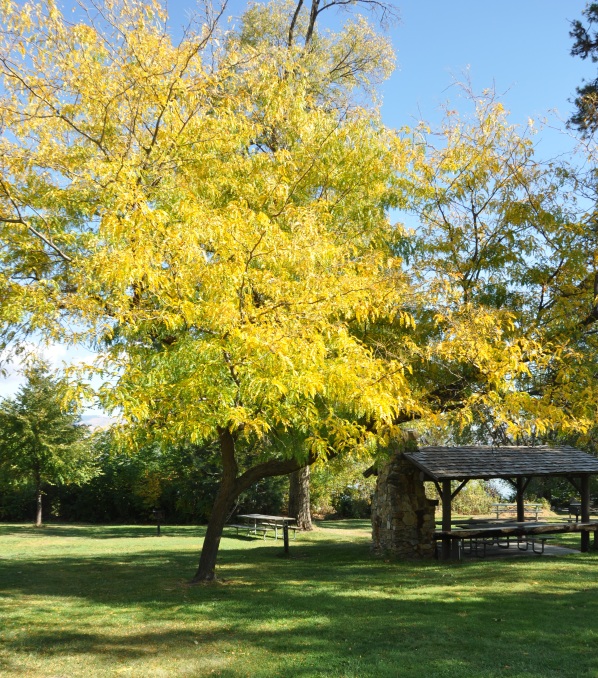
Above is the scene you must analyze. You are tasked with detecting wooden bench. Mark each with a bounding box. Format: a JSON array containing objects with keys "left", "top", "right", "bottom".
[
  {"left": 226, "top": 523, "right": 268, "bottom": 539},
  {"left": 491, "top": 503, "right": 543, "bottom": 520}
]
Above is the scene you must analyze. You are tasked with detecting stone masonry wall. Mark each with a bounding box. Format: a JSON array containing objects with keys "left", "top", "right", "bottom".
[{"left": 371, "top": 445, "right": 436, "bottom": 559}]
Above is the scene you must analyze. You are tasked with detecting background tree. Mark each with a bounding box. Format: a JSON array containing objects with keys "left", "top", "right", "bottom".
[
  {"left": 310, "top": 455, "right": 375, "bottom": 517},
  {"left": 288, "top": 466, "right": 313, "bottom": 530},
  {"left": 570, "top": 2, "right": 598, "bottom": 135},
  {"left": 0, "top": 361, "right": 95, "bottom": 526},
  {"left": 392, "top": 96, "right": 598, "bottom": 443}
]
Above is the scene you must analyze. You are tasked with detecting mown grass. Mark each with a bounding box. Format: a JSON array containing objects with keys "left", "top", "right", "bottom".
[{"left": 0, "top": 520, "right": 597, "bottom": 677}]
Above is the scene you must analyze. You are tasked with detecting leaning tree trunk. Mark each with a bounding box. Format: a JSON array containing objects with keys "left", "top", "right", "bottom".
[
  {"left": 192, "top": 428, "right": 317, "bottom": 583},
  {"left": 289, "top": 465, "right": 313, "bottom": 531},
  {"left": 193, "top": 429, "right": 239, "bottom": 582},
  {"left": 193, "top": 476, "right": 238, "bottom": 581}
]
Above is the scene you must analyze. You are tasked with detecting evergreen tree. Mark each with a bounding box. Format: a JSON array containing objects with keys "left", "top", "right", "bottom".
[
  {"left": 0, "top": 361, "right": 96, "bottom": 526},
  {"left": 570, "top": 3, "right": 598, "bottom": 134}
]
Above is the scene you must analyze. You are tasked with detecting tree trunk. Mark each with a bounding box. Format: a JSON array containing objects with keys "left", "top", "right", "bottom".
[
  {"left": 192, "top": 477, "right": 239, "bottom": 581},
  {"left": 192, "top": 428, "right": 317, "bottom": 583},
  {"left": 193, "top": 428, "right": 239, "bottom": 583},
  {"left": 35, "top": 468, "right": 43, "bottom": 527},
  {"left": 289, "top": 465, "right": 313, "bottom": 531},
  {"left": 35, "top": 487, "right": 43, "bottom": 527}
]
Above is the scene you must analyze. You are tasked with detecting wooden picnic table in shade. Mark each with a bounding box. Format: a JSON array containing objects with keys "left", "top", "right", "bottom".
[
  {"left": 438, "top": 520, "right": 598, "bottom": 539},
  {"left": 434, "top": 520, "right": 598, "bottom": 558}
]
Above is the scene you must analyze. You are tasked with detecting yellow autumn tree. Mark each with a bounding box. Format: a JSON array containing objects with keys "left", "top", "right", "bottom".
[
  {"left": 0, "top": 0, "right": 415, "bottom": 580},
  {"left": 394, "top": 96, "right": 598, "bottom": 443}
]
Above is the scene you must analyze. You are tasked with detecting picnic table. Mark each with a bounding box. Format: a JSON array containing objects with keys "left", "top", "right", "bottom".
[
  {"left": 235, "top": 514, "right": 297, "bottom": 540},
  {"left": 491, "top": 502, "right": 543, "bottom": 519},
  {"left": 435, "top": 519, "right": 598, "bottom": 559}
]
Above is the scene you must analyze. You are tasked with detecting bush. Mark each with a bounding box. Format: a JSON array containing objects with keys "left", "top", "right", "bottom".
[
  {"left": 431, "top": 479, "right": 499, "bottom": 516},
  {"left": 330, "top": 485, "right": 372, "bottom": 518}
]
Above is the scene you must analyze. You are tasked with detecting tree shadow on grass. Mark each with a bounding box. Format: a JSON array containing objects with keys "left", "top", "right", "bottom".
[
  {"left": 0, "top": 523, "right": 204, "bottom": 540},
  {"left": 315, "top": 519, "right": 371, "bottom": 531},
  {"left": 2, "top": 528, "right": 598, "bottom": 676},
  {"left": 1, "top": 545, "right": 598, "bottom": 677}
]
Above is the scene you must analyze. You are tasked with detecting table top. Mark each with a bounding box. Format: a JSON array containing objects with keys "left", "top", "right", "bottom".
[
  {"left": 437, "top": 520, "right": 598, "bottom": 538},
  {"left": 456, "top": 521, "right": 545, "bottom": 529},
  {"left": 450, "top": 516, "right": 547, "bottom": 527},
  {"left": 491, "top": 502, "right": 543, "bottom": 507},
  {"left": 237, "top": 514, "right": 296, "bottom": 523}
]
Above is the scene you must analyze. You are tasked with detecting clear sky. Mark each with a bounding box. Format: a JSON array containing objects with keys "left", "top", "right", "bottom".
[
  {"left": 0, "top": 0, "right": 595, "bottom": 421},
  {"left": 385, "top": 1, "right": 593, "bottom": 158}
]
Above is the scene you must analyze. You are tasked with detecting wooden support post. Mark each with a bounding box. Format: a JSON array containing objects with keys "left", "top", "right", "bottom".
[
  {"left": 283, "top": 522, "right": 290, "bottom": 556},
  {"left": 442, "top": 479, "right": 452, "bottom": 560},
  {"left": 516, "top": 478, "right": 525, "bottom": 523},
  {"left": 581, "top": 475, "right": 590, "bottom": 552}
]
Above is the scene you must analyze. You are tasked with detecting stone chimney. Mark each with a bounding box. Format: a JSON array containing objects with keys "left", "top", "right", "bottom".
[{"left": 370, "top": 434, "right": 437, "bottom": 559}]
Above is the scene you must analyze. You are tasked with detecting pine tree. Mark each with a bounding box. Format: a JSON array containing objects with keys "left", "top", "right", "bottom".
[
  {"left": 570, "top": 3, "right": 598, "bottom": 134},
  {"left": 0, "top": 361, "right": 95, "bottom": 526}
]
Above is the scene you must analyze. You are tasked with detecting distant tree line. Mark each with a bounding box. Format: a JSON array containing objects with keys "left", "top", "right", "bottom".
[
  {"left": 0, "top": 434, "right": 377, "bottom": 524},
  {"left": 0, "top": 366, "right": 376, "bottom": 523}
]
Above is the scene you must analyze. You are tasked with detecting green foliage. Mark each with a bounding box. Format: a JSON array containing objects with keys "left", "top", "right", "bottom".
[
  {"left": 5, "top": 433, "right": 288, "bottom": 524},
  {"left": 310, "top": 456, "right": 375, "bottom": 516},
  {"left": 451, "top": 480, "right": 500, "bottom": 516},
  {"left": 0, "top": 361, "right": 96, "bottom": 510},
  {"left": 330, "top": 485, "right": 373, "bottom": 518},
  {"left": 431, "top": 480, "right": 499, "bottom": 516},
  {"left": 0, "top": 477, "right": 35, "bottom": 521}
]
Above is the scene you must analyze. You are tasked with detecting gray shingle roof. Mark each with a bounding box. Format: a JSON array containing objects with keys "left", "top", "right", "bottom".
[{"left": 404, "top": 445, "right": 598, "bottom": 481}]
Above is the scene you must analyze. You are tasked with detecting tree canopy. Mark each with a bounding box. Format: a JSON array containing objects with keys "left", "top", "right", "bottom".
[
  {"left": 0, "top": 0, "right": 415, "bottom": 579},
  {"left": 399, "top": 99, "right": 598, "bottom": 443}
]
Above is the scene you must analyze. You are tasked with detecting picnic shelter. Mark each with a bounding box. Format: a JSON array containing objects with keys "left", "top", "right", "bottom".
[{"left": 370, "top": 443, "right": 598, "bottom": 560}]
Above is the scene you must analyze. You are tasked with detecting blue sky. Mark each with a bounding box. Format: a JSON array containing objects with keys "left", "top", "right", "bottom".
[
  {"left": 0, "top": 0, "right": 595, "bottom": 420},
  {"left": 386, "top": 1, "right": 593, "bottom": 158}
]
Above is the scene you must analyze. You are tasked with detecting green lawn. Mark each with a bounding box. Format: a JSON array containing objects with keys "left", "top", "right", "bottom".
[{"left": 0, "top": 521, "right": 597, "bottom": 677}]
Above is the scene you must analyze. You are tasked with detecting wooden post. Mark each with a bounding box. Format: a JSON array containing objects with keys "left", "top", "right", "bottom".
[
  {"left": 581, "top": 475, "right": 590, "bottom": 552},
  {"left": 283, "top": 522, "right": 290, "bottom": 556},
  {"left": 152, "top": 509, "right": 164, "bottom": 537},
  {"left": 442, "top": 479, "right": 452, "bottom": 560},
  {"left": 516, "top": 478, "right": 525, "bottom": 523}
]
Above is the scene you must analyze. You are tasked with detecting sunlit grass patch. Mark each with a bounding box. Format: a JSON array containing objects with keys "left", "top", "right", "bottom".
[{"left": 0, "top": 521, "right": 597, "bottom": 677}]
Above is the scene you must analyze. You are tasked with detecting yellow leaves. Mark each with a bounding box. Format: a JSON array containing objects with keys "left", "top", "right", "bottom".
[{"left": 15, "top": 0, "right": 592, "bottom": 460}]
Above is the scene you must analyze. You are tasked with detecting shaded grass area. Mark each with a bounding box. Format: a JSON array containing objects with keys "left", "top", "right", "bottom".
[{"left": 0, "top": 522, "right": 597, "bottom": 677}]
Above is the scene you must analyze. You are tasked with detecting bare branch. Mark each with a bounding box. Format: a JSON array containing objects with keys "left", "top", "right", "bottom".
[
  {"left": 0, "top": 179, "right": 72, "bottom": 263},
  {"left": 288, "top": 0, "right": 305, "bottom": 46}
]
